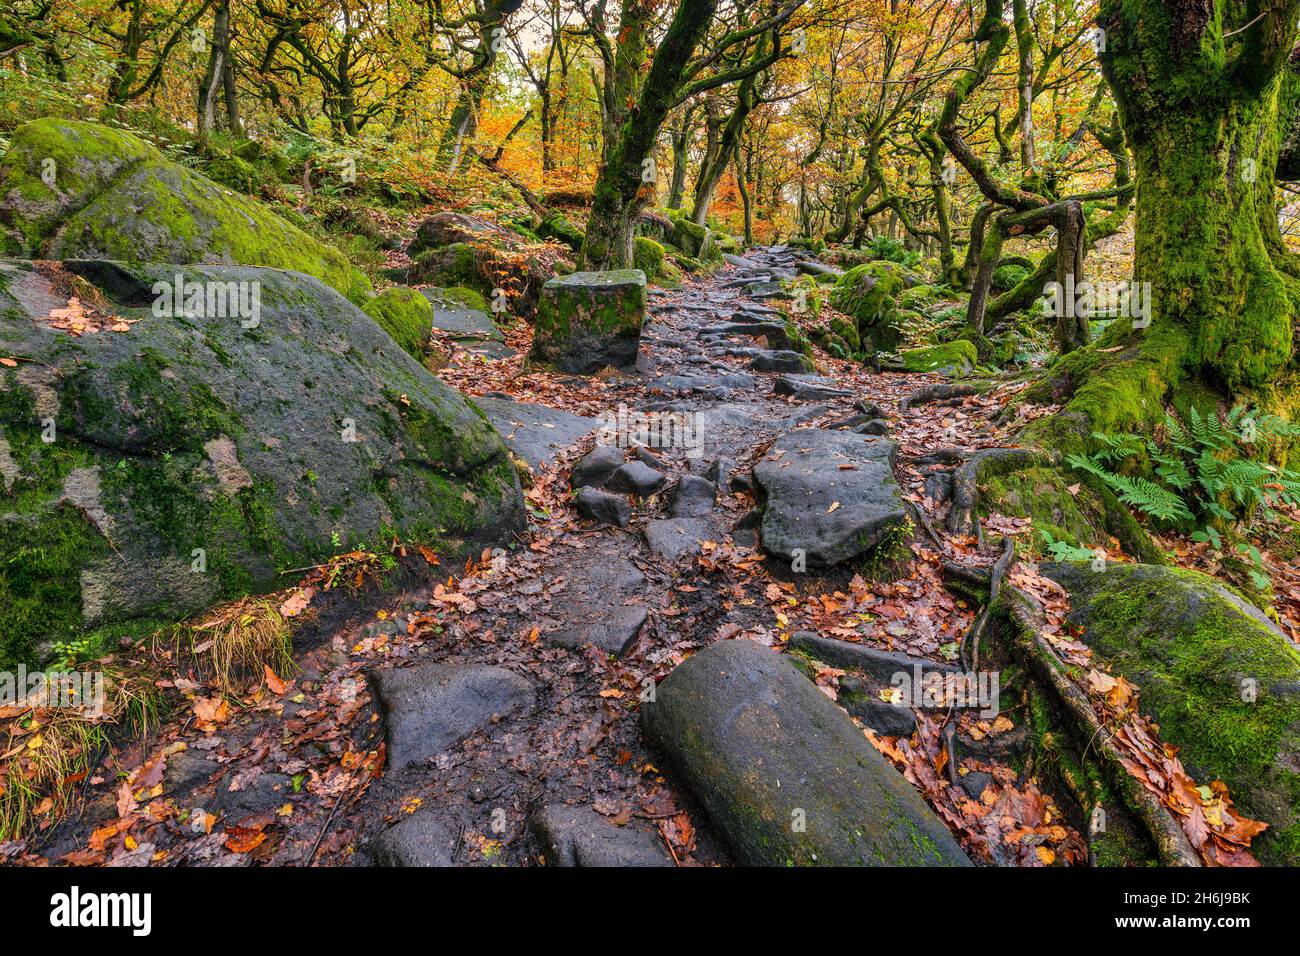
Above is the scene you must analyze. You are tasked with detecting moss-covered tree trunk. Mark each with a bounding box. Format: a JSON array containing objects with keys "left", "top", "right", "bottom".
[
  {"left": 1097, "top": 0, "right": 1298, "bottom": 397},
  {"left": 579, "top": 0, "right": 717, "bottom": 271}
]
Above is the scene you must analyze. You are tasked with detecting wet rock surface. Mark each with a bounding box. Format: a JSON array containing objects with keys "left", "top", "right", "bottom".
[
  {"left": 641, "top": 640, "right": 971, "bottom": 866},
  {"left": 371, "top": 662, "right": 535, "bottom": 770},
  {"left": 753, "top": 428, "right": 905, "bottom": 568},
  {"left": 530, "top": 804, "right": 674, "bottom": 867}
]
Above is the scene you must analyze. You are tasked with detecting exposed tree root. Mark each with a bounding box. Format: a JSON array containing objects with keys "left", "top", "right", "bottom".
[
  {"left": 899, "top": 383, "right": 985, "bottom": 412},
  {"left": 957, "top": 537, "right": 1014, "bottom": 672},
  {"left": 946, "top": 448, "right": 1046, "bottom": 537},
  {"left": 991, "top": 586, "right": 1202, "bottom": 867}
]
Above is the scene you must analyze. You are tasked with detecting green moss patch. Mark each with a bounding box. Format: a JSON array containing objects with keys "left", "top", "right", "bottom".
[{"left": 363, "top": 287, "right": 435, "bottom": 357}]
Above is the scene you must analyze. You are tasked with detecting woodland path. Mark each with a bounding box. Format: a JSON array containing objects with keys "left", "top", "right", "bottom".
[{"left": 39, "top": 247, "right": 1045, "bottom": 868}]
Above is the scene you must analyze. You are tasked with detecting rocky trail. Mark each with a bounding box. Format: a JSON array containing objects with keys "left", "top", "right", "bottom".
[{"left": 18, "top": 246, "right": 1282, "bottom": 869}]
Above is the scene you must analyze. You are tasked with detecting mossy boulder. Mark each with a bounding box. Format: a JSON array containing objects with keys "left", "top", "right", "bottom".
[
  {"left": 897, "top": 284, "right": 940, "bottom": 312},
  {"left": 363, "top": 287, "right": 435, "bottom": 358},
  {"left": 633, "top": 236, "right": 665, "bottom": 279},
  {"left": 898, "top": 339, "right": 977, "bottom": 373},
  {"left": 640, "top": 639, "right": 971, "bottom": 866},
  {"left": 410, "top": 242, "right": 484, "bottom": 292},
  {"left": 830, "top": 261, "right": 907, "bottom": 352},
  {"left": 666, "top": 210, "right": 721, "bottom": 262},
  {"left": 1041, "top": 561, "right": 1300, "bottom": 865},
  {"left": 536, "top": 211, "right": 585, "bottom": 252},
  {"left": 788, "top": 236, "right": 827, "bottom": 253},
  {"left": 0, "top": 259, "right": 525, "bottom": 670},
  {"left": 406, "top": 212, "right": 550, "bottom": 314},
  {"left": 409, "top": 211, "right": 517, "bottom": 257},
  {"left": 424, "top": 285, "right": 486, "bottom": 312},
  {"left": 0, "top": 119, "right": 371, "bottom": 304},
  {"left": 530, "top": 269, "right": 646, "bottom": 374}
]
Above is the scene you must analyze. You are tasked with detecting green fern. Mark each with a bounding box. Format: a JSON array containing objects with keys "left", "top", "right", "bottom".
[{"left": 1067, "top": 405, "right": 1300, "bottom": 530}]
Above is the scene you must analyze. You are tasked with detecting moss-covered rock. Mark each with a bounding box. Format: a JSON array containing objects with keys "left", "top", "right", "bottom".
[
  {"left": 898, "top": 284, "right": 940, "bottom": 312},
  {"left": 788, "top": 235, "right": 827, "bottom": 253},
  {"left": 536, "top": 211, "right": 585, "bottom": 252},
  {"left": 0, "top": 119, "right": 371, "bottom": 304},
  {"left": 410, "top": 242, "right": 483, "bottom": 292},
  {"left": 898, "top": 339, "right": 977, "bottom": 373},
  {"left": 830, "top": 260, "right": 907, "bottom": 352},
  {"left": 530, "top": 269, "right": 646, "bottom": 374},
  {"left": 425, "top": 285, "right": 486, "bottom": 312},
  {"left": 0, "top": 259, "right": 524, "bottom": 670},
  {"left": 409, "top": 211, "right": 517, "bottom": 257},
  {"left": 1041, "top": 560, "right": 1300, "bottom": 865},
  {"left": 363, "top": 287, "right": 435, "bottom": 357},
  {"left": 633, "top": 236, "right": 665, "bottom": 279},
  {"left": 641, "top": 639, "right": 971, "bottom": 866},
  {"left": 666, "top": 209, "right": 721, "bottom": 262}
]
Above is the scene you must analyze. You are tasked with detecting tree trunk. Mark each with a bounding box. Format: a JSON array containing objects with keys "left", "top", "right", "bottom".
[
  {"left": 579, "top": 0, "right": 718, "bottom": 271},
  {"left": 1098, "top": 0, "right": 1297, "bottom": 397}
]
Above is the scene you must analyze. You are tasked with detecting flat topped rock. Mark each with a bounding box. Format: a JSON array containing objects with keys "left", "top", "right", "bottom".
[
  {"left": 531, "top": 805, "right": 674, "bottom": 867},
  {"left": 750, "top": 350, "right": 813, "bottom": 373},
  {"left": 471, "top": 395, "right": 599, "bottom": 469},
  {"left": 644, "top": 516, "right": 718, "bottom": 562},
  {"left": 640, "top": 639, "right": 971, "bottom": 867},
  {"left": 371, "top": 662, "right": 534, "bottom": 770},
  {"left": 532, "top": 269, "right": 648, "bottom": 373},
  {"left": 773, "top": 374, "right": 854, "bottom": 400},
  {"left": 546, "top": 268, "right": 647, "bottom": 291},
  {"left": 753, "top": 428, "right": 905, "bottom": 568},
  {"left": 419, "top": 288, "right": 502, "bottom": 341},
  {"left": 544, "top": 551, "right": 648, "bottom": 656}
]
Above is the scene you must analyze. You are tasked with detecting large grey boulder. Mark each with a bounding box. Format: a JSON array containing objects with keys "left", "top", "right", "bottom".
[
  {"left": 0, "top": 119, "right": 370, "bottom": 303},
  {"left": 530, "top": 270, "right": 646, "bottom": 373},
  {"left": 753, "top": 428, "right": 905, "bottom": 568},
  {"left": 640, "top": 640, "right": 970, "bottom": 866},
  {"left": 370, "top": 661, "right": 535, "bottom": 770},
  {"left": 0, "top": 259, "right": 524, "bottom": 669},
  {"left": 471, "top": 395, "right": 599, "bottom": 470}
]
